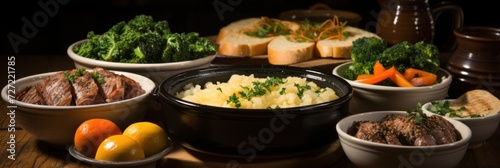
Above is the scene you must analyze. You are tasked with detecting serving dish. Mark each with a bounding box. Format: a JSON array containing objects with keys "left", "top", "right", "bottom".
[
  {"left": 336, "top": 111, "right": 471, "bottom": 168},
  {"left": 67, "top": 39, "right": 216, "bottom": 84},
  {"left": 1, "top": 70, "right": 155, "bottom": 146},
  {"left": 154, "top": 65, "right": 353, "bottom": 158},
  {"left": 278, "top": 3, "right": 362, "bottom": 27},
  {"left": 68, "top": 138, "right": 173, "bottom": 168},
  {"left": 332, "top": 62, "right": 452, "bottom": 114},
  {"left": 422, "top": 99, "right": 500, "bottom": 149}
]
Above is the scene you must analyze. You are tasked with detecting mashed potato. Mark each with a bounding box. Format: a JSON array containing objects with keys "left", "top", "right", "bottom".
[{"left": 176, "top": 74, "right": 339, "bottom": 109}]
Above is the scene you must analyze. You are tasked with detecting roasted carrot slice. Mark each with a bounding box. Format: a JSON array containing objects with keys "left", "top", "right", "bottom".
[
  {"left": 403, "top": 68, "right": 436, "bottom": 79},
  {"left": 356, "top": 66, "right": 396, "bottom": 84},
  {"left": 356, "top": 74, "right": 374, "bottom": 80},
  {"left": 390, "top": 69, "right": 414, "bottom": 87},
  {"left": 373, "top": 61, "right": 386, "bottom": 75}
]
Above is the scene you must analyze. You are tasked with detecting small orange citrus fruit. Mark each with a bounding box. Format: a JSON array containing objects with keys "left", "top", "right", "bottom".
[
  {"left": 122, "top": 122, "right": 169, "bottom": 157},
  {"left": 74, "top": 118, "right": 122, "bottom": 157},
  {"left": 95, "top": 134, "right": 145, "bottom": 161}
]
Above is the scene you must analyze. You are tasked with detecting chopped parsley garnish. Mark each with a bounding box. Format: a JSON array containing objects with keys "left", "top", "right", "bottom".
[
  {"left": 91, "top": 71, "right": 105, "bottom": 84},
  {"left": 427, "top": 100, "right": 482, "bottom": 118},
  {"left": 64, "top": 71, "right": 76, "bottom": 83},
  {"left": 217, "top": 87, "right": 222, "bottom": 92},
  {"left": 267, "top": 106, "right": 281, "bottom": 110},
  {"left": 243, "top": 17, "right": 293, "bottom": 38},
  {"left": 279, "top": 88, "right": 286, "bottom": 95},
  {"left": 63, "top": 68, "right": 86, "bottom": 83},
  {"left": 294, "top": 83, "right": 311, "bottom": 99},
  {"left": 237, "top": 77, "right": 287, "bottom": 100},
  {"left": 227, "top": 93, "right": 241, "bottom": 108},
  {"left": 407, "top": 102, "right": 427, "bottom": 125}
]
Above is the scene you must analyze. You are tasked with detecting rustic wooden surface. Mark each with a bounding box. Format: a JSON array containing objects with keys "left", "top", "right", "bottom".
[{"left": 1, "top": 55, "right": 499, "bottom": 168}]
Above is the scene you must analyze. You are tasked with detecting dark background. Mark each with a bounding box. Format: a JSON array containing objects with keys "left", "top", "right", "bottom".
[{"left": 1, "top": 0, "right": 498, "bottom": 56}]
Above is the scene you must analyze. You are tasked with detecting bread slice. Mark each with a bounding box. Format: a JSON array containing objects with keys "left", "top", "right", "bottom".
[
  {"left": 267, "top": 36, "right": 315, "bottom": 65},
  {"left": 216, "top": 18, "right": 261, "bottom": 44},
  {"left": 218, "top": 34, "right": 276, "bottom": 57},
  {"left": 450, "top": 89, "right": 500, "bottom": 117},
  {"left": 315, "top": 26, "right": 379, "bottom": 58},
  {"left": 217, "top": 18, "right": 300, "bottom": 57}
]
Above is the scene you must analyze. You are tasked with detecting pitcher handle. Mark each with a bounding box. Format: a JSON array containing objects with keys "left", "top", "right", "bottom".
[{"left": 431, "top": 1, "right": 464, "bottom": 52}]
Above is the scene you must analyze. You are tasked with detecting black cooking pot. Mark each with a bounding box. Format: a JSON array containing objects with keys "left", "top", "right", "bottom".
[{"left": 154, "top": 65, "right": 352, "bottom": 159}]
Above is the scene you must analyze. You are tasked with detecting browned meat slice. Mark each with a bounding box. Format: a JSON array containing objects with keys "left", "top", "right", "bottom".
[
  {"left": 424, "top": 115, "right": 462, "bottom": 144},
  {"left": 69, "top": 70, "right": 106, "bottom": 106},
  {"left": 381, "top": 114, "right": 436, "bottom": 146},
  {"left": 348, "top": 120, "right": 403, "bottom": 145},
  {"left": 93, "top": 67, "right": 125, "bottom": 103},
  {"left": 120, "top": 75, "right": 145, "bottom": 99},
  {"left": 40, "top": 72, "right": 73, "bottom": 106},
  {"left": 16, "top": 84, "right": 46, "bottom": 105}
]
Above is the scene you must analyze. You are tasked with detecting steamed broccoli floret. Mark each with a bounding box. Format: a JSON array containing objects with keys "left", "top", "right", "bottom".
[
  {"left": 410, "top": 41, "right": 440, "bottom": 74},
  {"left": 344, "top": 37, "right": 388, "bottom": 79},
  {"left": 350, "top": 37, "right": 388, "bottom": 63},
  {"left": 378, "top": 41, "right": 415, "bottom": 73},
  {"left": 343, "top": 36, "right": 440, "bottom": 84}
]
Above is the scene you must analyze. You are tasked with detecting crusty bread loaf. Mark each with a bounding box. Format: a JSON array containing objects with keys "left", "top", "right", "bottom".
[
  {"left": 216, "top": 18, "right": 261, "bottom": 44},
  {"left": 315, "top": 26, "right": 379, "bottom": 58},
  {"left": 450, "top": 89, "right": 500, "bottom": 117},
  {"left": 267, "top": 36, "right": 315, "bottom": 65},
  {"left": 217, "top": 18, "right": 300, "bottom": 57}
]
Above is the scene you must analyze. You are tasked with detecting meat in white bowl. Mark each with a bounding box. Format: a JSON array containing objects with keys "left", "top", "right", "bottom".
[
  {"left": 336, "top": 111, "right": 471, "bottom": 168},
  {"left": 1, "top": 69, "right": 155, "bottom": 146}
]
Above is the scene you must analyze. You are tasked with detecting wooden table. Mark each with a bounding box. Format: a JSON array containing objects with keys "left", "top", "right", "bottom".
[{"left": 1, "top": 55, "right": 499, "bottom": 168}]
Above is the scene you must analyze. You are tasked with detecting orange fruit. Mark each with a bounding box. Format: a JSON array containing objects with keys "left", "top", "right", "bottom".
[
  {"left": 74, "top": 118, "right": 122, "bottom": 158},
  {"left": 95, "top": 134, "right": 145, "bottom": 161},
  {"left": 122, "top": 122, "right": 169, "bottom": 157}
]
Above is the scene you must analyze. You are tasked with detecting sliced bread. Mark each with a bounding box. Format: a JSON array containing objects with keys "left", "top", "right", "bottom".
[
  {"left": 267, "top": 36, "right": 315, "bottom": 65},
  {"left": 216, "top": 17, "right": 261, "bottom": 44},
  {"left": 315, "top": 26, "right": 379, "bottom": 58},
  {"left": 217, "top": 18, "right": 300, "bottom": 57}
]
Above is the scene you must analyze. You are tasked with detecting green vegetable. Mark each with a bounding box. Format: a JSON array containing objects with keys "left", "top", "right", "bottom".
[
  {"left": 237, "top": 77, "right": 287, "bottom": 100},
  {"left": 344, "top": 37, "right": 440, "bottom": 86},
  {"left": 91, "top": 71, "right": 105, "bottom": 84},
  {"left": 294, "top": 83, "right": 311, "bottom": 99},
  {"left": 227, "top": 93, "right": 241, "bottom": 108},
  {"left": 243, "top": 17, "right": 293, "bottom": 38},
  {"left": 427, "top": 100, "right": 481, "bottom": 118},
  {"left": 73, "top": 15, "right": 216, "bottom": 63},
  {"left": 407, "top": 102, "right": 428, "bottom": 125},
  {"left": 64, "top": 68, "right": 86, "bottom": 83}
]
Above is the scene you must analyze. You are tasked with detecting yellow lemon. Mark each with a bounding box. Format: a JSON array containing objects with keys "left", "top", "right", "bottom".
[
  {"left": 122, "top": 122, "right": 169, "bottom": 157},
  {"left": 94, "top": 135, "right": 145, "bottom": 161}
]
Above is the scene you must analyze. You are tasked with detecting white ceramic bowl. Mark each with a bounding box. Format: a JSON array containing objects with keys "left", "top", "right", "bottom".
[
  {"left": 67, "top": 39, "right": 216, "bottom": 84},
  {"left": 422, "top": 99, "right": 500, "bottom": 149},
  {"left": 332, "top": 62, "right": 452, "bottom": 114},
  {"left": 336, "top": 111, "right": 471, "bottom": 168},
  {"left": 1, "top": 70, "right": 155, "bottom": 147},
  {"left": 68, "top": 139, "right": 173, "bottom": 168}
]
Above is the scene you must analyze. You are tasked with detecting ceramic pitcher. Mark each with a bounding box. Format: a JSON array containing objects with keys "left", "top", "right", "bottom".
[
  {"left": 376, "top": 0, "right": 463, "bottom": 49},
  {"left": 446, "top": 26, "right": 500, "bottom": 98}
]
